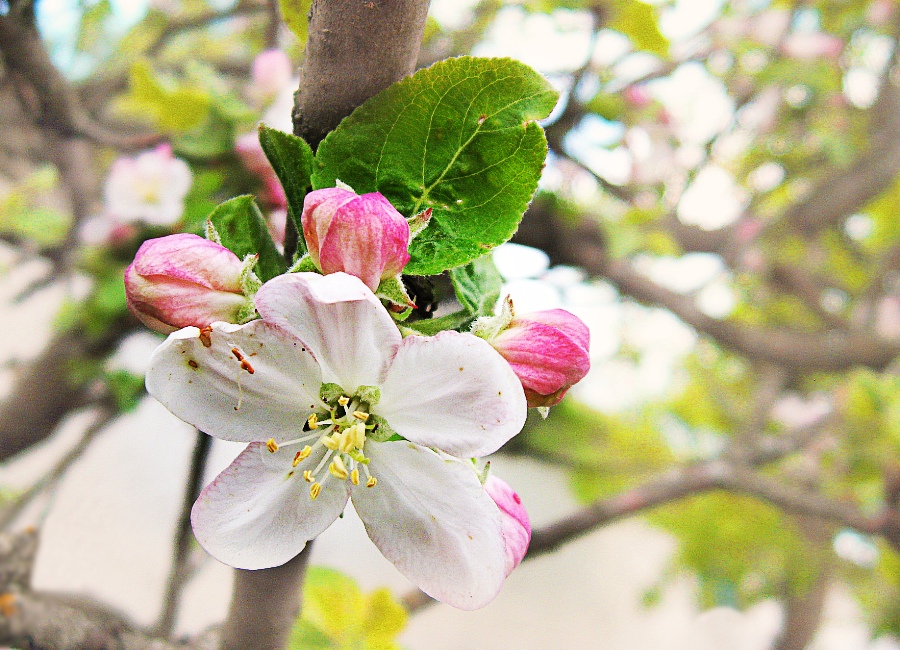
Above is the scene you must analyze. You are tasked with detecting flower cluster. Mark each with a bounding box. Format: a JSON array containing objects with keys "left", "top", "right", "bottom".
[{"left": 130, "top": 185, "right": 589, "bottom": 609}]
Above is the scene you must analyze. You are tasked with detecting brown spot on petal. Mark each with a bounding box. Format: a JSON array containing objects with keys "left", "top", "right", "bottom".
[
  {"left": 199, "top": 326, "right": 213, "bottom": 348},
  {"left": 188, "top": 360, "right": 199, "bottom": 369}
]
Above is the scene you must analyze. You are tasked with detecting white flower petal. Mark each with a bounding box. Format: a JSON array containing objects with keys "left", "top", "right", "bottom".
[
  {"left": 255, "top": 273, "right": 400, "bottom": 391},
  {"left": 192, "top": 442, "right": 350, "bottom": 569},
  {"left": 352, "top": 441, "right": 507, "bottom": 610},
  {"left": 375, "top": 331, "right": 527, "bottom": 457},
  {"left": 146, "top": 321, "right": 323, "bottom": 443}
]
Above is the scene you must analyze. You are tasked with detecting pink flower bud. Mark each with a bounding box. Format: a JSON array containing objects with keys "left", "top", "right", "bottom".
[
  {"left": 301, "top": 187, "right": 411, "bottom": 291},
  {"left": 491, "top": 309, "right": 590, "bottom": 407},
  {"left": 250, "top": 49, "right": 293, "bottom": 102},
  {"left": 125, "top": 234, "right": 250, "bottom": 334},
  {"left": 484, "top": 475, "right": 531, "bottom": 576}
]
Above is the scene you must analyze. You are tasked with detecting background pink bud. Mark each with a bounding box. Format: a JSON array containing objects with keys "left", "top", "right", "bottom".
[
  {"left": 491, "top": 309, "right": 590, "bottom": 407},
  {"left": 301, "top": 187, "right": 411, "bottom": 290},
  {"left": 484, "top": 474, "right": 531, "bottom": 576},
  {"left": 235, "top": 133, "right": 287, "bottom": 210},
  {"left": 250, "top": 49, "right": 293, "bottom": 102},
  {"left": 124, "top": 233, "right": 249, "bottom": 334}
]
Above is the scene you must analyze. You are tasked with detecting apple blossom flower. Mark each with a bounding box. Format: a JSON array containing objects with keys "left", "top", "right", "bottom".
[
  {"left": 483, "top": 474, "right": 530, "bottom": 576},
  {"left": 302, "top": 187, "right": 411, "bottom": 291},
  {"left": 125, "top": 234, "right": 253, "bottom": 334},
  {"left": 104, "top": 144, "right": 192, "bottom": 227},
  {"left": 476, "top": 300, "right": 590, "bottom": 408},
  {"left": 145, "top": 272, "right": 527, "bottom": 609}
]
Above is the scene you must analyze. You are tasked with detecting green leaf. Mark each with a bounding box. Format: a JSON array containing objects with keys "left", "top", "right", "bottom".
[
  {"left": 114, "top": 60, "right": 211, "bottom": 133},
  {"left": 76, "top": 0, "right": 112, "bottom": 52},
  {"left": 279, "top": 0, "right": 313, "bottom": 49},
  {"left": 313, "top": 56, "right": 558, "bottom": 275},
  {"left": 208, "top": 196, "right": 287, "bottom": 281},
  {"left": 609, "top": 0, "right": 669, "bottom": 58},
  {"left": 290, "top": 567, "right": 406, "bottom": 650},
  {"left": 259, "top": 123, "right": 316, "bottom": 254},
  {"left": 450, "top": 254, "right": 502, "bottom": 317}
]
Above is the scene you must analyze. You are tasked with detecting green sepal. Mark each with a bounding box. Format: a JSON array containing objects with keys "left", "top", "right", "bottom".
[
  {"left": 407, "top": 207, "right": 432, "bottom": 240},
  {"left": 207, "top": 195, "right": 286, "bottom": 282},
  {"left": 288, "top": 253, "right": 319, "bottom": 274},
  {"left": 353, "top": 385, "right": 381, "bottom": 408},
  {"left": 368, "top": 414, "right": 398, "bottom": 443},
  {"left": 376, "top": 274, "right": 415, "bottom": 312},
  {"left": 471, "top": 295, "right": 514, "bottom": 341},
  {"left": 239, "top": 253, "right": 263, "bottom": 295},
  {"left": 319, "top": 382, "right": 344, "bottom": 404},
  {"left": 204, "top": 219, "right": 222, "bottom": 244}
]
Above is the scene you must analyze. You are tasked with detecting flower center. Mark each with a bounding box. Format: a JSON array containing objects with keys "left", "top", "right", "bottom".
[{"left": 264, "top": 390, "right": 379, "bottom": 500}]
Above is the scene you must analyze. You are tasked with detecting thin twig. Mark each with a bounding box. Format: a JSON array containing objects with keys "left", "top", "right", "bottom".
[{"left": 153, "top": 430, "right": 212, "bottom": 639}]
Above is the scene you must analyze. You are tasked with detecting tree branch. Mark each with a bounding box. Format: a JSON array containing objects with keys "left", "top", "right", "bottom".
[
  {"left": 0, "top": 0, "right": 158, "bottom": 149},
  {"left": 293, "top": 0, "right": 431, "bottom": 150},
  {"left": 219, "top": 3, "right": 432, "bottom": 648},
  {"left": 513, "top": 203, "right": 900, "bottom": 372},
  {"left": 219, "top": 546, "right": 312, "bottom": 650}
]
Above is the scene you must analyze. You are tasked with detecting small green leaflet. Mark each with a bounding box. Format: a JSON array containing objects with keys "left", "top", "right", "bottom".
[
  {"left": 450, "top": 254, "right": 502, "bottom": 317},
  {"left": 313, "top": 56, "right": 558, "bottom": 275},
  {"left": 405, "top": 254, "right": 502, "bottom": 335},
  {"left": 207, "top": 195, "right": 286, "bottom": 281},
  {"left": 258, "top": 123, "right": 315, "bottom": 254}
]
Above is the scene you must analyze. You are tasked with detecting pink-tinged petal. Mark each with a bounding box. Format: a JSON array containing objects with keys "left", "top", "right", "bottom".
[
  {"left": 192, "top": 441, "right": 350, "bottom": 569},
  {"left": 125, "top": 269, "right": 249, "bottom": 334},
  {"left": 146, "top": 320, "right": 323, "bottom": 443},
  {"left": 302, "top": 189, "right": 410, "bottom": 290},
  {"left": 130, "top": 234, "right": 243, "bottom": 290},
  {"left": 254, "top": 273, "right": 400, "bottom": 391},
  {"left": 375, "top": 331, "right": 526, "bottom": 458},
  {"left": 491, "top": 309, "right": 590, "bottom": 407},
  {"left": 352, "top": 442, "right": 507, "bottom": 610},
  {"left": 301, "top": 188, "right": 358, "bottom": 269},
  {"left": 483, "top": 475, "right": 531, "bottom": 576},
  {"left": 317, "top": 193, "right": 410, "bottom": 290},
  {"left": 125, "top": 234, "right": 249, "bottom": 333}
]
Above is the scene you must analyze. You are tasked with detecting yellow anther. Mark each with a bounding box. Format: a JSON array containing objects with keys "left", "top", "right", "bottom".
[
  {"left": 351, "top": 468, "right": 360, "bottom": 485},
  {"left": 329, "top": 456, "right": 349, "bottom": 480},
  {"left": 292, "top": 446, "right": 312, "bottom": 467},
  {"left": 310, "top": 483, "right": 322, "bottom": 500},
  {"left": 338, "top": 395, "right": 350, "bottom": 406},
  {"left": 303, "top": 470, "right": 315, "bottom": 482},
  {"left": 307, "top": 414, "right": 319, "bottom": 430},
  {"left": 321, "top": 434, "right": 339, "bottom": 450},
  {"left": 265, "top": 438, "right": 279, "bottom": 453},
  {"left": 350, "top": 422, "right": 366, "bottom": 449},
  {"left": 366, "top": 476, "right": 377, "bottom": 488},
  {"left": 352, "top": 411, "right": 369, "bottom": 421}
]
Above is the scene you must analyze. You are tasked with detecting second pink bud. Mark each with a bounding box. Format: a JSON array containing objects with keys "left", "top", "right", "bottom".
[{"left": 301, "top": 187, "right": 411, "bottom": 291}]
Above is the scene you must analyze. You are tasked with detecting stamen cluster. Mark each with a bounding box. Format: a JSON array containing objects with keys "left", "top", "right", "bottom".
[{"left": 264, "top": 391, "right": 379, "bottom": 500}]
